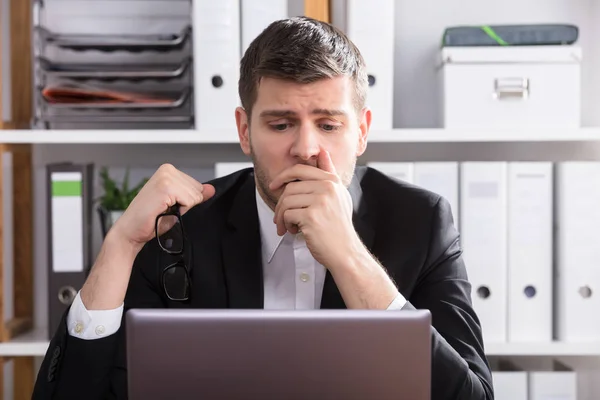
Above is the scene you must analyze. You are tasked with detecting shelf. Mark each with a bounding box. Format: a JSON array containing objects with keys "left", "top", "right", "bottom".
[
  {"left": 0, "top": 329, "right": 49, "bottom": 357},
  {"left": 1, "top": 127, "right": 600, "bottom": 144},
  {"left": 1, "top": 328, "right": 600, "bottom": 358},
  {"left": 367, "top": 127, "right": 600, "bottom": 143},
  {"left": 0, "top": 129, "right": 240, "bottom": 144},
  {"left": 485, "top": 341, "right": 600, "bottom": 357}
]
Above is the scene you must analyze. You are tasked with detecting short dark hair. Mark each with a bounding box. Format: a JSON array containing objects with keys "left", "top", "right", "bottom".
[{"left": 238, "top": 16, "right": 368, "bottom": 119}]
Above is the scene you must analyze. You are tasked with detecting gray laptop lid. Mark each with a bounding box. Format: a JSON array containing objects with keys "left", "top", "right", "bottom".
[{"left": 126, "top": 309, "right": 431, "bottom": 400}]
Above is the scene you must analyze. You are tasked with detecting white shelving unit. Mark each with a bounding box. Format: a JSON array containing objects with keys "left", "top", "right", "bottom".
[
  {"left": 486, "top": 342, "right": 600, "bottom": 358},
  {"left": 0, "top": 330, "right": 50, "bottom": 357},
  {"left": 3, "top": 127, "right": 600, "bottom": 144},
  {"left": 5, "top": 320, "right": 600, "bottom": 359},
  {"left": 1, "top": 329, "right": 599, "bottom": 358},
  {"left": 2, "top": 0, "right": 599, "bottom": 398}
]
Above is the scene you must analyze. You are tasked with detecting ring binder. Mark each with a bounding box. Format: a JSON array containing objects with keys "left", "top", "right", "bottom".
[{"left": 46, "top": 162, "right": 94, "bottom": 339}]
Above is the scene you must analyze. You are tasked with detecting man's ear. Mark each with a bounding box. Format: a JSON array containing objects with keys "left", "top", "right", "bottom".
[
  {"left": 356, "top": 107, "right": 371, "bottom": 157},
  {"left": 235, "top": 106, "right": 251, "bottom": 155}
]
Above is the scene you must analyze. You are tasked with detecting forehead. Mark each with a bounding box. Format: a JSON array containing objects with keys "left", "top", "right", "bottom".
[{"left": 253, "top": 76, "right": 354, "bottom": 112}]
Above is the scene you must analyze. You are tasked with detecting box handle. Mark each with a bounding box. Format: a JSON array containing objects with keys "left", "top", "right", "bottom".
[{"left": 493, "top": 77, "right": 529, "bottom": 100}]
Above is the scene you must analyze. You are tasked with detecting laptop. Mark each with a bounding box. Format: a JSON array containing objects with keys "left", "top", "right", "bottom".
[{"left": 126, "top": 308, "right": 432, "bottom": 400}]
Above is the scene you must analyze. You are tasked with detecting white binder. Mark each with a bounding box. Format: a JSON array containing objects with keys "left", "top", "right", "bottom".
[
  {"left": 492, "top": 372, "right": 528, "bottom": 400},
  {"left": 507, "top": 162, "right": 553, "bottom": 342},
  {"left": 529, "top": 361, "right": 577, "bottom": 400},
  {"left": 460, "top": 162, "right": 508, "bottom": 343},
  {"left": 215, "top": 162, "right": 254, "bottom": 178},
  {"left": 366, "top": 162, "right": 414, "bottom": 183},
  {"left": 331, "top": 0, "right": 395, "bottom": 129},
  {"left": 555, "top": 162, "right": 600, "bottom": 341},
  {"left": 413, "top": 162, "right": 459, "bottom": 229},
  {"left": 240, "top": 0, "right": 288, "bottom": 55},
  {"left": 193, "top": 0, "right": 241, "bottom": 130}
]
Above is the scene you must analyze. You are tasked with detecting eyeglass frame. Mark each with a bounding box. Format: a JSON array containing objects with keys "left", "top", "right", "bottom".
[{"left": 155, "top": 203, "right": 192, "bottom": 302}]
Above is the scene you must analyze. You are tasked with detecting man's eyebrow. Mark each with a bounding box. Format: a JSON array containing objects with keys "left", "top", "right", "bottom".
[
  {"left": 259, "top": 110, "right": 297, "bottom": 118},
  {"left": 258, "top": 109, "right": 347, "bottom": 118},
  {"left": 311, "top": 108, "right": 347, "bottom": 117}
]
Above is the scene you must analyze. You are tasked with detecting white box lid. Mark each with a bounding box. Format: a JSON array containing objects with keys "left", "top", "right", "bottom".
[{"left": 440, "top": 45, "right": 582, "bottom": 65}]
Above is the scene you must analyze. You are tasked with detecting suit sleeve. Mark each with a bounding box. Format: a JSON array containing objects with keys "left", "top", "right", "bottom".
[
  {"left": 32, "top": 239, "right": 165, "bottom": 400},
  {"left": 403, "top": 196, "right": 494, "bottom": 400}
]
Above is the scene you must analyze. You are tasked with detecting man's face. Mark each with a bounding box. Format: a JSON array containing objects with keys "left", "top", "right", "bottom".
[{"left": 235, "top": 76, "right": 371, "bottom": 210}]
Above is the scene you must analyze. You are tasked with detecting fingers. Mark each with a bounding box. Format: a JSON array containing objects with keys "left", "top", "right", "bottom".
[
  {"left": 154, "top": 164, "right": 215, "bottom": 216},
  {"left": 201, "top": 183, "right": 216, "bottom": 201},
  {"left": 282, "top": 209, "right": 303, "bottom": 235},
  {"left": 270, "top": 150, "right": 339, "bottom": 192},
  {"left": 168, "top": 170, "right": 203, "bottom": 215},
  {"left": 317, "top": 150, "right": 337, "bottom": 175},
  {"left": 270, "top": 164, "right": 337, "bottom": 192},
  {"left": 274, "top": 194, "right": 314, "bottom": 236}
]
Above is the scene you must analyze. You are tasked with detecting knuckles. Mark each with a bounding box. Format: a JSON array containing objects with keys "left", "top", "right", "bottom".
[
  {"left": 156, "top": 177, "right": 172, "bottom": 194},
  {"left": 323, "top": 180, "right": 337, "bottom": 194},
  {"left": 158, "top": 163, "right": 176, "bottom": 174}
]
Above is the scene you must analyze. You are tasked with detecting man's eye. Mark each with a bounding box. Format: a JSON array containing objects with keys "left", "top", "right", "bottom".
[
  {"left": 271, "top": 123, "right": 289, "bottom": 131},
  {"left": 321, "top": 124, "right": 340, "bottom": 132}
]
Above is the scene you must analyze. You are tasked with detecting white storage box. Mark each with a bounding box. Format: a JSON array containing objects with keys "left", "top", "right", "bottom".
[{"left": 438, "top": 46, "right": 582, "bottom": 129}]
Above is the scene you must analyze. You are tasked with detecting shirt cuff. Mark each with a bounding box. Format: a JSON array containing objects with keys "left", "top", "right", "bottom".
[
  {"left": 386, "top": 292, "right": 407, "bottom": 310},
  {"left": 66, "top": 290, "right": 124, "bottom": 340}
]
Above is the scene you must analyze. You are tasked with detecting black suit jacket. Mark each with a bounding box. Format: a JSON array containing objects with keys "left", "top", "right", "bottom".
[{"left": 33, "top": 166, "right": 494, "bottom": 400}]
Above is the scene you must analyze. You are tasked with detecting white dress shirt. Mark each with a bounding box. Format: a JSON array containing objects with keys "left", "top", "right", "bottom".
[{"left": 67, "top": 189, "right": 406, "bottom": 340}]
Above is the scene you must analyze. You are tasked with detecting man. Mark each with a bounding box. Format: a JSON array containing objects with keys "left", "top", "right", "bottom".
[{"left": 33, "top": 16, "right": 493, "bottom": 399}]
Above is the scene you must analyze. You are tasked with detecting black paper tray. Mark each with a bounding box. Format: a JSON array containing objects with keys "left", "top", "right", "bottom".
[
  {"left": 37, "top": 56, "right": 192, "bottom": 81},
  {"left": 35, "top": 26, "right": 192, "bottom": 52},
  {"left": 35, "top": 115, "right": 192, "bottom": 123},
  {"left": 38, "top": 87, "right": 191, "bottom": 110},
  {"left": 32, "top": 115, "right": 194, "bottom": 130}
]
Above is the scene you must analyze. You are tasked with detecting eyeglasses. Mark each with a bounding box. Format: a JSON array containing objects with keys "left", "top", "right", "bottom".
[{"left": 155, "top": 203, "right": 191, "bottom": 302}]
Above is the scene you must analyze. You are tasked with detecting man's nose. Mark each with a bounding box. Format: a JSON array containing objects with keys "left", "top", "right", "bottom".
[{"left": 290, "top": 126, "right": 320, "bottom": 162}]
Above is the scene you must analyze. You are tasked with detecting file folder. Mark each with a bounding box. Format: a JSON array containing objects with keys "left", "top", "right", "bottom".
[
  {"left": 331, "top": 0, "right": 395, "bottom": 129},
  {"left": 241, "top": 0, "right": 288, "bottom": 55},
  {"left": 528, "top": 361, "right": 577, "bottom": 400},
  {"left": 2, "top": 151, "right": 14, "bottom": 327},
  {"left": 492, "top": 372, "right": 527, "bottom": 400},
  {"left": 460, "top": 162, "right": 508, "bottom": 343},
  {"left": 555, "top": 162, "right": 600, "bottom": 341},
  {"left": 507, "top": 162, "right": 553, "bottom": 342},
  {"left": 492, "top": 360, "right": 527, "bottom": 400},
  {"left": 193, "top": 0, "right": 241, "bottom": 130},
  {"left": 414, "top": 162, "right": 459, "bottom": 229},
  {"left": 366, "top": 162, "right": 414, "bottom": 183},
  {"left": 46, "top": 162, "right": 94, "bottom": 339}
]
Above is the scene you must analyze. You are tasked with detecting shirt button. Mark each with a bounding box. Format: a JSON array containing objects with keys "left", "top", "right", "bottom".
[
  {"left": 74, "top": 323, "right": 83, "bottom": 334},
  {"left": 300, "top": 272, "right": 310, "bottom": 283},
  {"left": 95, "top": 325, "right": 106, "bottom": 336}
]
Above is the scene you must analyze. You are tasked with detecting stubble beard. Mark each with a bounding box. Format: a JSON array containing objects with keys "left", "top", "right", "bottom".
[{"left": 249, "top": 139, "right": 357, "bottom": 212}]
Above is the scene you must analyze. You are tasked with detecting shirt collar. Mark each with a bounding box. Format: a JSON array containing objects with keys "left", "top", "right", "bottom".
[
  {"left": 255, "top": 184, "right": 355, "bottom": 264},
  {"left": 255, "top": 188, "right": 287, "bottom": 263}
]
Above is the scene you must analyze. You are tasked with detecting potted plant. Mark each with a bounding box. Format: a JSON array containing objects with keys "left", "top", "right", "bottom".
[{"left": 97, "top": 166, "right": 148, "bottom": 236}]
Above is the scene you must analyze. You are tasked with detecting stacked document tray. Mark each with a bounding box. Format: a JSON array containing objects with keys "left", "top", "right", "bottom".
[{"left": 32, "top": 0, "right": 194, "bottom": 130}]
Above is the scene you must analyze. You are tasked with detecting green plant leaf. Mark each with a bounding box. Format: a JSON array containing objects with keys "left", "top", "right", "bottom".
[{"left": 97, "top": 166, "right": 148, "bottom": 211}]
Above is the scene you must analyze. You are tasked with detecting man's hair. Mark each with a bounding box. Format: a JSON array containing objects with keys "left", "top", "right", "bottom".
[{"left": 238, "top": 16, "right": 368, "bottom": 120}]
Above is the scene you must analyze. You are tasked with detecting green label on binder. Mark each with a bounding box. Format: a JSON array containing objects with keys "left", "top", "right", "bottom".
[{"left": 52, "top": 181, "right": 82, "bottom": 197}]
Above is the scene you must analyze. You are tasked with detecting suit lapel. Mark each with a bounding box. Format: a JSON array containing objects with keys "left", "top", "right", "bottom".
[
  {"left": 221, "top": 174, "right": 264, "bottom": 309},
  {"left": 320, "top": 167, "right": 376, "bottom": 309}
]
